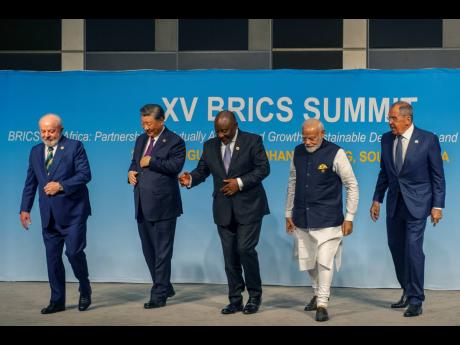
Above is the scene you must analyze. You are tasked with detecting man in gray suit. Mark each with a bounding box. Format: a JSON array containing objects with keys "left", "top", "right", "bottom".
[{"left": 179, "top": 110, "right": 270, "bottom": 315}]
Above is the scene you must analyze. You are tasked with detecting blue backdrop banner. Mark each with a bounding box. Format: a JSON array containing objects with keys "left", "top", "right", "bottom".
[{"left": 1, "top": 69, "right": 458, "bottom": 289}]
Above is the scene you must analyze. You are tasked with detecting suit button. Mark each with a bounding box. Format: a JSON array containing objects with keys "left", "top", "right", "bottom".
[
  {"left": 306, "top": 208, "right": 309, "bottom": 211},
  {"left": 307, "top": 173, "right": 310, "bottom": 176}
]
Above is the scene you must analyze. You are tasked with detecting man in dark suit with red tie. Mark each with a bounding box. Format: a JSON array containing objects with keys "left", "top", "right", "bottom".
[
  {"left": 179, "top": 110, "right": 270, "bottom": 315},
  {"left": 128, "top": 104, "right": 186, "bottom": 309},
  {"left": 20, "top": 113, "right": 92, "bottom": 314},
  {"left": 370, "top": 101, "right": 446, "bottom": 317}
]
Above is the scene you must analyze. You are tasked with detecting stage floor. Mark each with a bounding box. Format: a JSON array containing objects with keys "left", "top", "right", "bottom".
[{"left": 1, "top": 282, "right": 459, "bottom": 326}]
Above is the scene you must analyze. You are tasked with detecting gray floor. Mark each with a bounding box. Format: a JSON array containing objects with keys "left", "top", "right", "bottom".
[{"left": 1, "top": 282, "right": 459, "bottom": 326}]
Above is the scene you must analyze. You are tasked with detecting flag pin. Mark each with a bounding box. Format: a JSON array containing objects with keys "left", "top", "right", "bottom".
[
  {"left": 60, "top": 146, "right": 64, "bottom": 150},
  {"left": 414, "top": 140, "right": 419, "bottom": 144},
  {"left": 235, "top": 146, "right": 240, "bottom": 151}
]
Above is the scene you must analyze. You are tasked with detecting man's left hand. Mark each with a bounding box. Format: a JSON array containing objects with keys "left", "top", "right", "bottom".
[
  {"left": 44, "top": 182, "right": 62, "bottom": 196},
  {"left": 140, "top": 156, "right": 151, "bottom": 168},
  {"left": 431, "top": 208, "right": 443, "bottom": 226},
  {"left": 342, "top": 220, "right": 353, "bottom": 236},
  {"left": 221, "top": 179, "right": 239, "bottom": 196}
]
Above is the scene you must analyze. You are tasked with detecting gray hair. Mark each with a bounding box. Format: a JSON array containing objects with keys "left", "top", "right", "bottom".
[
  {"left": 392, "top": 101, "right": 413, "bottom": 120},
  {"left": 38, "top": 113, "right": 62, "bottom": 127},
  {"left": 302, "top": 118, "right": 324, "bottom": 132}
]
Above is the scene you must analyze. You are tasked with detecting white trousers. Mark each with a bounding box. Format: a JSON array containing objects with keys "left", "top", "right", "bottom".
[{"left": 294, "top": 227, "right": 343, "bottom": 308}]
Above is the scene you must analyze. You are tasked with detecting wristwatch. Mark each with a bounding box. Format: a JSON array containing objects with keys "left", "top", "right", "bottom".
[{"left": 58, "top": 183, "right": 64, "bottom": 192}]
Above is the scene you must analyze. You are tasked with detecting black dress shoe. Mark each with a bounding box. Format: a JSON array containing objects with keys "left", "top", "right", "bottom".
[
  {"left": 221, "top": 303, "right": 244, "bottom": 314},
  {"left": 167, "top": 287, "right": 175, "bottom": 298},
  {"left": 315, "top": 307, "right": 329, "bottom": 322},
  {"left": 404, "top": 304, "right": 423, "bottom": 317},
  {"left": 304, "top": 296, "right": 318, "bottom": 311},
  {"left": 41, "top": 302, "right": 65, "bottom": 314},
  {"left": 78, "top": 294, "right": 91, "bottom": 311},
  {"left": 391, "top": 294, "right": 409, "bottom": 308},
  {"left": 243, "top": 297, "right": 261, "bottom": 315},
  {"left": 144, "top": 299, "right": 166, "bottom": 309}
]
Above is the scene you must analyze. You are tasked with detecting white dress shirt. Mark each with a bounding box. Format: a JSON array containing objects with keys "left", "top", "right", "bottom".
[
  {"left": 221, "top": 129, "right": 243, "bottom": 190},
  {"left": 44, "top": 144, "right": 58, "bottom": 159},
  {"left": 142, "top": 126, "right": 165, "bottom": 156},
  {"left": 285, "top": 147, "right": 359, "bottom": 223},
  {"left": 393, "top": 123, "right": 414, "bottom": 164},
  {"left": 188, "top": 129, "right": 243, "bottom": 190}
]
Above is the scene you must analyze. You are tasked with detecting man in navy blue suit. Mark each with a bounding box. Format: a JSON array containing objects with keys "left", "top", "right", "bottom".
[
  {"left": 20, "top": 114, "right": 92, "bottom": 314},
  {"left": 370, "top": 101, "right": 446, "bottom": 317},
  {"left": 128, "top": 104, "right": 186, "bottom": 309}
]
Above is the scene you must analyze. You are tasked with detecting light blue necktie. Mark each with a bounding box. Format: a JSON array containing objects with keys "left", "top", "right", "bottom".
[
  {"left": 395, "top": 135, "right": 403, "bottom": 174},
  {"left": 223, "top": 144, "right": 231, "bottom": 173}
]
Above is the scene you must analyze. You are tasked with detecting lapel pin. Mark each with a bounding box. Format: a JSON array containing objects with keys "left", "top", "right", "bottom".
[
  {"left": 60, "top": 146, "right": 64, "bottom": 150},
  {"left": 162, "top": 139, "right": 166, "bottom": 143},
  {"left": 414, "top": 140, "right": 419, "bottom": 144},
  {"left": 235, "top": 146, "right": 240, "bottom": 151}
]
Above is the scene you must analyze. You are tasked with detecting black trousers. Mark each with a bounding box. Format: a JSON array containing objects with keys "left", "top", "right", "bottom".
[
  {"left": 217, "top": 215, "right": 263, "bottom": 305},
  {"left": 137, "top": 207, "right": 176, "bottom": 302}
]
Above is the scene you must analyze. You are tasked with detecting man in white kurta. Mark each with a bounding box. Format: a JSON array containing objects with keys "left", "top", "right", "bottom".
[{"left": 285, "top": 119, "right": 359, "bottom": 322}]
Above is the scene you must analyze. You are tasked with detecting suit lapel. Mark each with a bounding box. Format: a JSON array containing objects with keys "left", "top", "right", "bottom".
[
  {"left": 47, "top": 137, "right": 66, "bottom": 177},
  {"left": 151, "top": 127, "right": 169, "bottom": 154},
  {"left": 400, "top": 127, "right": 419, "bottom": 173},
  {"left": 37, "top": 143, "right": 46, "bottom": 175},
  {"left": 227, "top": 131, "right": 242, "bottom": 176},
  {"left": 388, "top": 134, "right": 397, "bottom": 174},
  {"left": 137, "top": 134, "right": 149, "bottom": 162},
  {"left": 214, "top": 138, "right": 227, "bottom": 175}
]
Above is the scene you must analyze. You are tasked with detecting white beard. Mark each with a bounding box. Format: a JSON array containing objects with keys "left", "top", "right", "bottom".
[{"left": 305, "top": 139, "right": 322, "bottom": 153}]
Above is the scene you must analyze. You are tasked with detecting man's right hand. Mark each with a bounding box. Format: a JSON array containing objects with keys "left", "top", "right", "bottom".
[
  {"left": 20, "top": 211, "right": 31, "bottom": 230},
  {"left": 178, "top": 172, "right": 191, "bottom": 187},
  {"left": 286, "top": 217, "right": 296, "bottom": 234},
  {"left": 128, "top": 171, "right": 138, "bottom": 185},
  {"left": 370, "top": 201, "right": 380, "bottom": 222}
]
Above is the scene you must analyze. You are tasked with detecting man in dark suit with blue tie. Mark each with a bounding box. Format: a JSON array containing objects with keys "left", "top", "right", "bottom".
[
  {"left": 20, "top": 114, "right": 92, "bottom": 314},
  {"left": 370, "top": 101, "right": 446, "bottom": 317},
  {"left": 179, "top": 110, "right": 270, "bottom": 315},
  {"left": 128, "top": 104, "right": 186, "bottom": 309}
]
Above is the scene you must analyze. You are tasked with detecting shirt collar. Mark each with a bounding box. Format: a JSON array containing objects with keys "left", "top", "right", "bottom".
[
  {"left": 221, "top": 129, "right": 238, "bottom": 147},
  {"left": 400, "top": 123, "right": 414, "bottom": 140},
  {"left": 151, "top": 126, "right": 165, "bottom": 142}
]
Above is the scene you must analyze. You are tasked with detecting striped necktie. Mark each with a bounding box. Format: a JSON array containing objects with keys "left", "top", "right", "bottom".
[{"left": 45, "top": 146, "right": 54, "bottom": 173}]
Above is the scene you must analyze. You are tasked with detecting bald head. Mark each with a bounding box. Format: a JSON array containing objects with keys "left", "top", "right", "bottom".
[
  {"left": 302, "top": 118, "right": 325, "bottom": 153},
  {"left": 214, "top": 110, "right": 238, "bottom": 145},
  {"left": 39, "top": 113, "right": 63, "bottom": 147}
]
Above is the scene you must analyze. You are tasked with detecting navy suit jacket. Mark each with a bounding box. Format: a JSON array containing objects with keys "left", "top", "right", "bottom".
[
  {"left": 190, "top": 130, "right": 270, "bottom": 226},
  {"left": 373, "top": 127, "right": 446, "bottom": 219},
  {"left": 129, "top": 127, "right": 186, "bottom": 222},
  {"left": 20, "top": 136, "right": 92, "bottom": 227}
]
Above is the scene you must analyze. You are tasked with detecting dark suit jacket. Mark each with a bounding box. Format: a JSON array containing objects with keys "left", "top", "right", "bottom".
[
  {"left": 190, "top": 130, "right": 270, "bottom": 226},
  {"left": 129, "top": 127, "right": 186, "bottom": 222},
  {"left": 373, "top": 127, "right": 446, "bottom": 219},
  {"left": 20, "top": 136, "right": 92, "bottom": 227}
]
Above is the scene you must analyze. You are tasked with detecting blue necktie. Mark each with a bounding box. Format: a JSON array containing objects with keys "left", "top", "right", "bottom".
[
  {"left": 223, "top": 144, "right": 231, "bottom": 173},
  {"left": 395, "top": 135, "right": 403, "bottom": 174}
]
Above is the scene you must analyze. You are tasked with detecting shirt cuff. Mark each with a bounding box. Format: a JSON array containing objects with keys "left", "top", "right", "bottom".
[
  {"left": 237, "top": 178, "right": 243, "bottom": 191},
  {"left": 285, "top": 211, "right": 293, "bottom": 218},
  {"left": 345, "top": 213, "right": 355, "bottom": 222},
  {"left": 187, "top": 175, "right": 192, "bottom": 189},
  {"left": 433, "top": 207, "right": 443, "bottom": 210}
]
